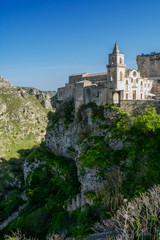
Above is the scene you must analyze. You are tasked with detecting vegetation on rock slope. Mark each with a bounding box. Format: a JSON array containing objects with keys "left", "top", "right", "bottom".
[
  {"left": 0, "top": 87, "right": 51, "bottom": 160},
  {"left": 1, "top": 99, "right": 160, "bottom": 240}
]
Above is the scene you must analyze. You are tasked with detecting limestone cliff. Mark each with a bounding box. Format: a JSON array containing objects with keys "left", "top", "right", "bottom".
[
  {"left": 0, "top": 87, "right": 52, "bottom": 160},
  {"left": 2, "top": 98, "right": 160, "bottom": 239},
  {"left": 0, "top": 76, "right": 12, "bottom": 88},
  {"left": 21, "top": 87, "right": 56, "bottom": 108},
  {"left": 46, "top": 102, "right": 122, "bottom": 192},
  {"left": 2, "top": 79, "right": 160, "bottom": 240}
]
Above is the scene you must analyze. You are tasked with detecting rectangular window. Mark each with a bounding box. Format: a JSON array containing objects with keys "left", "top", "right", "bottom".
[
  {"left": 141, "top": 93, "right": 143, "bottom": 99},
  {"left": 126, "top": 93, "right": 128, "bottom": 100},
  {"left": 125, "top": 85, "right": 128, "bottom": 91},
  {"left": 133, "top": 90, "right": 136, "bottom": 100}
]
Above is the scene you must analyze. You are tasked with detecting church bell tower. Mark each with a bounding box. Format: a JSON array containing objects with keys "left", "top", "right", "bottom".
[{"left": 107, "top": 42, "right": 126, "bottom": 90}]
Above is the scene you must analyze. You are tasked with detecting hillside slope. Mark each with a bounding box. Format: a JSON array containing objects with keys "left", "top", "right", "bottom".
[
  {"left": 0, "top": 87, "right": 51, "bottom": 160},
  {"left": 1, "top": 101, "right": 160, "bottom": 240}
]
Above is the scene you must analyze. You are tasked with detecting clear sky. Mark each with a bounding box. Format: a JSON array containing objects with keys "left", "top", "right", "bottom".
[{"left": 0, "top": 0, "right": 160, "bottom": 91}]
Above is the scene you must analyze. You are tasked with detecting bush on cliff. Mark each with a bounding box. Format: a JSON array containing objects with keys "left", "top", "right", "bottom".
[{"left": 80, "top": 108, "right": 160, "bottom": 200}]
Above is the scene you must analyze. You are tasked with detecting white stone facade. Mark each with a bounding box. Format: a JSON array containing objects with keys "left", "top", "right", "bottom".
[{"left": 57, "top": 43, "right": 158, "bottom": 111}]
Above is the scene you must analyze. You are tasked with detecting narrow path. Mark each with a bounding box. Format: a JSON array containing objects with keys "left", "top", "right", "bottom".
[{"left": 0, "top": 203, "right": 27, "bottom": 230}]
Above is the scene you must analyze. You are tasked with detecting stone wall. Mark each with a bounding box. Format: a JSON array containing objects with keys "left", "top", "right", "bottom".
[
  {"left": 69, "top": 73, "right": 107, "bottom": 84},
  {"left": 151, "top": 80, "right": 160, "bottom": 96},
  {"left": 121, "top": 100, "right": 160, "bottom": 114},
  {"left": 137, "top": 53, "right": 160, "bottom": 78},
  {"left": 84, "top": 85, "right": 107, "bottom": 106}
]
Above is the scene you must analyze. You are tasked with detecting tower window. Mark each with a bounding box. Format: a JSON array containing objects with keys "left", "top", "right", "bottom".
[
  {"left": 120, "top": 58, "right": 122, "bottom": 64},
  {"left": 111, "top": 72, "right": 114, "bottom": 81},
  {"left": 112, "top": 58, "right": 114, "bottom": 64},
  {"left": 120, "top": 71, "right": 123, "bottom": 81},
  {"left": 133, "top": 71, "right": 137, "bottom": 77}
]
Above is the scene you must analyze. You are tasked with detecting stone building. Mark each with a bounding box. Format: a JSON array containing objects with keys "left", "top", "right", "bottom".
[{"left": 57, "top": 43, "right": 159, "bottom": 111}]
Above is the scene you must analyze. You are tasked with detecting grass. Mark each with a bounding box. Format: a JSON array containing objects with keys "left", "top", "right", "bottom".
[
  {"left": 1, "top": 146, "right": 80, "bottom": 239},
  {"left": 0, "top": 88, "right": 49, "bottom": 160}
]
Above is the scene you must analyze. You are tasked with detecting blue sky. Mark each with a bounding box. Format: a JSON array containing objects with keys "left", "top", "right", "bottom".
[{"left": 0, "top": 0, "right": 160, "bottom": 91}]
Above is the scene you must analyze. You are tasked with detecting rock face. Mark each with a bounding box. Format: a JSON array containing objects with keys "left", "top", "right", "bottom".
[
  {"left": 21, "top": 87, "right": 56, "bottom": 109},
  {"left": 46, "top": 104, "right": 121, "bottom": 192},
  {"left": 137, "top": 53, "right": 160, "bottom": 78},
  {"left": 0, "top": 76, "right": 12, "bottom": 88},
  {"left": 0, "top": 87, "right": 50, "bottom": 160}
]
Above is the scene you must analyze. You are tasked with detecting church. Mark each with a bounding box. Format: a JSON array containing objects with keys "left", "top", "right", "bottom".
[{"left": 57, "top": 43, "right": 157, "bottom": 112}]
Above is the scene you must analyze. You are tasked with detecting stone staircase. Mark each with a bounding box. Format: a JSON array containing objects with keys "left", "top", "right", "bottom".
[{"left": 66, "top": 192, "right": 94, "bottom": 211}]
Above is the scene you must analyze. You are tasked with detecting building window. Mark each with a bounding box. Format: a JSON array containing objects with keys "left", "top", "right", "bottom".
[
  {"left": 131, "top": 78, "right": 133, "bottom": 83},
  {"left": 126, "top": 85, "right": 128, "bottom": 91},
  {"left": 111, "top": 72, "right": 114, "bottom": 81},
  {"left": 126, "top": 93, "right": 128, "bottom": 100},
  {"left": 133, "top": 90, "right": 136, "bottom": 100},
  {"left": 97, "top": 91, "right": 99, "bottom": 97},
  {"left": 133, "top": 71, "right": 137, "bottom": 77},
  {"left": 126, "top": 80, "right": 128, "bottom": 84},
  {"left": 112, "top": 58, "right": 114, "bottom": 64},
  {"left": 141, "top": 93, "right": 143, "bottom": 99},
  {"left": 148, "top": 83, "right": 150, "bottom": 88},
  {"left": 120, "top": 58, "right": 122, "bottom": 64},
  {"left": 113, "top": 92, "right": 119, "bottom": 104},
  {"left": 120, "top": 71, "right": 123, "bottom": 81}
]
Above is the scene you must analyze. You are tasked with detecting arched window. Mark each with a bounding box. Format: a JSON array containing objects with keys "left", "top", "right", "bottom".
[
  {"left": 125, "top": 80, "right": 128, "bottom": 91},
  {"left": 86, "top": 88, "right": 91, "bottom": 103},
  {"left": 120, "top": 58, "right": 122, "bottom": 64},
  {"left": 120, "top": 71, "right": 123, "bottom": 81},
  {"left": 112, "top": 58, "right": 114, "bottom": 64},
  {"left": 113, "top": 92, "right": 119, "bottom": 104},
  {"left": 111, "top": 72, "right": 114, "bottom": 81}
]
